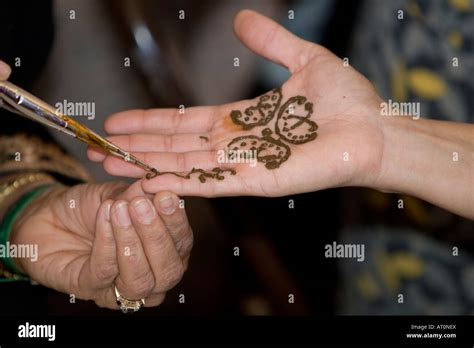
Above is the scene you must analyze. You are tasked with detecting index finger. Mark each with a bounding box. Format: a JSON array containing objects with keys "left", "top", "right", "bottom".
[{"left": 104, "top": 105, "right": 218, "bottom": 136}]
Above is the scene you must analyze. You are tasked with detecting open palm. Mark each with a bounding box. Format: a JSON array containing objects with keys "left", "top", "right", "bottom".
[{"left": 89, "top": 10, "right": 386, "bottom": 197}]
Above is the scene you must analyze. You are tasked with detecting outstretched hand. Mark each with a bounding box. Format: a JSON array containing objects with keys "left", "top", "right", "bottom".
[{"left": 88, "top": 10, "right": 386, "bottom": 197}]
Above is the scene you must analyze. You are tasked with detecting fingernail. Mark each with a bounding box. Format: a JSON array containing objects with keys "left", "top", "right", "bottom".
[
  {"left": 104, "top": 202, "right": 111, "bottom": 222},
  {"left": 133, "top": 198, "right": 156, "bottom": 225},
  {"left": 113, "top": 202, "right": 131, "bottom": 227},
  {"left": 0, "top": 61, "right": 11, "bottom": 78},
  {"left": 158, "top": 195, "right": 176, "bottom": 215}
]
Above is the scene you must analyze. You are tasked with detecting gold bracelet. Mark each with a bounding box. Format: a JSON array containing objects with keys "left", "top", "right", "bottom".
[
  {"left": 0, "top": 173, "right": 57, "bottom": 281},
  {"left": 0, "top": 134, "right": 92, "bottom": 182},
  {"left": 0, "top": 262, "right": 29, "bottom": 281},
  {"left": 0, "top": 172, "right": 55, "bottom": 205}
]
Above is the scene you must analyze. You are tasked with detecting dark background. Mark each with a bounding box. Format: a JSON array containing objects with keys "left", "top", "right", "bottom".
[{"left": 0, "top": 0, "right": 472, "bottom": 318}]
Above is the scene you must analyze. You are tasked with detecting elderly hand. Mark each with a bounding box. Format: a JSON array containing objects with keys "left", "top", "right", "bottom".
[{"left": 9, "top": 181, "right": 193, "bottom": 310}]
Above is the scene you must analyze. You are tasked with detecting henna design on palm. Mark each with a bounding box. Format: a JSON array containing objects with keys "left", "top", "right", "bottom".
[
  {"left": 227, "top": 128, "right": 291, "bottom": 169},
  {"left": 230, "top": 88, "right": 282, "bottom": 130},
  {"left": 227, "top": 90, "right": 318, "bottom": 169}
]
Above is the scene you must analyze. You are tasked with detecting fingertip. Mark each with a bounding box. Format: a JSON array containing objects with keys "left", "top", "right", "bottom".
[
  {"left": 130, "top": 196, "right": 157, "bottom": 225},
  {"left": 154, "top": 192, "right": 179, "bottom": 216},
  {"left": 103, "top": 113, "right": 118, "bottom": 134},
  {"left": 95, "top": 200, "right": 113, "bottom": 228},
  {"left": 95, "top": 200, "right": 115, "bottom": 247},
  {"left": 102, "top": 200, "right": 113, "bottom": 222},
  {"left": 117, "top": 180, "right": 150, "bottom": 201},
  {"left": 102, "top": 156, "right": 116, "bottom": 175},
  {"left": 231, "top": 9, "right": 318, "bottom": 72},
  {"left": 87, "top": 147, "right": 107, "bottom": 162},
  {"left": 110, "top": 200, "right": 132, "bottom": 228},
  {"left": 141, "top": 175, "right": 174, "bottom": 195},
  {"left": 233, "top": 9, "right": 257, "bottom": 33},
  {"left": 0, "top": 60, "right": 11, "bottom": 80},
  {"left": 103, "top": 155, "right": 144, "bottom": 178},
  {"left": 104, "top": 110, "right": 141, "bottom": 134}
]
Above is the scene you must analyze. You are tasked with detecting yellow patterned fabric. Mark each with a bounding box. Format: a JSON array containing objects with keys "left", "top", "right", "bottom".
[{"left": 352, "top": 0, "right": 474, "bottom": 122}]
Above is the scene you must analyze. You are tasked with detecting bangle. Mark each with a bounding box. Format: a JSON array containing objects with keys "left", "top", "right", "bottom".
[
  {"left": 0, "top": 184, "right": 55, "bottom": 282},
  {"left": 0, "top": 172, "right": 54, "bottom": 204}
]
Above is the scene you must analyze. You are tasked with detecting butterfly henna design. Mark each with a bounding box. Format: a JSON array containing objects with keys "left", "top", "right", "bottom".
[
  {"left": 230, "top": 88, "right": 282, "bottom": 130},
  {"left": 227, "top": 88, "right": 318, "bottom": 169}
]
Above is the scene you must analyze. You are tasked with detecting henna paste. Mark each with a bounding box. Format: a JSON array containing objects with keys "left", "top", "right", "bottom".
[
  {"left": 227, "top": 129, "right": 290, "bottom": 169},
  {"left": 227, "top": 91, "right": 318, "bottom": 169},
  {"left": 275, "top": 96, "right": 318, "bottom": 144},
  {"left": 145, "top": 167, "right": 236, "bottom": 183},
  {"left": 199, "top": 136, "right": 209, "bottom": 142},
  {"left": 230, "top": 88, "right": 282, "bottom": 130}
]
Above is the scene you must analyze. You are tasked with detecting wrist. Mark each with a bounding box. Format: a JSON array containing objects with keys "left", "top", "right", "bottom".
[
  {"left": 370, "top": 116, "right": 473, "bottom": 217},
  {"left": 344, "top": 101, "right": 387, "bottom": 190},
  {"left": 371, "top": 116, "right": 429, "bottom": 193},
  {"left": 8, "top": 185, "right": 65, "bottom": 274}
]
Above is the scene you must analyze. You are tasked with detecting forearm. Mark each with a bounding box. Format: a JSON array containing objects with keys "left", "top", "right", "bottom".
[
  {"left": 374, "top": 117, "right": 474, "bottom": 219},
  {"left": 0, "top": 134, "right": 92, "bottom": 280}
]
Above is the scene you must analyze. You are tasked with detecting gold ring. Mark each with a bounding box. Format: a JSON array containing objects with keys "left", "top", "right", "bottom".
[{"left": 114, "top": 285, "right": 146, "bottom": 313}]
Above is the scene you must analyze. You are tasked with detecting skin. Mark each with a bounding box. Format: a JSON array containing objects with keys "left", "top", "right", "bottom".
[
  {"left": 10, "top": 182, "right": 193, "bottom": 309},
  {"left": 1, "top": 62, "right": 193, "bottom": 309},
  {"left": 1, "top": 61, "right": 193, "bottom": 310},
  {"left": 0, "top": 60, "right": 10, "bottom": 80},
  {"left": 88, "top": 10, "right": 473, "bottom": 220}
]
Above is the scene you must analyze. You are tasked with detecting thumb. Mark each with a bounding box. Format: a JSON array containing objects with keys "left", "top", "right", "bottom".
[
  {"left": 233, "top": 10, "right": 321, "bottom": 73},
  {"left": 0, "top": 60, "right": 11, "bottom": 80}
]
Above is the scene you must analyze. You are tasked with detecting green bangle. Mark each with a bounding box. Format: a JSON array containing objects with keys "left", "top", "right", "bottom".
[{"left": 0, "top": 184, "right": 54, "bottom": 281}]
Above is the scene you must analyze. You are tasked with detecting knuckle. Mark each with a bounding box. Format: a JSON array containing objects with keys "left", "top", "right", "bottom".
[
  {"left": 122, "top": 237, "right": 141, "bottom": 255},
  {"left": 145, "top": 293, "right": 166, "bottom": 307},
  {"left": 94, "top": 298, "right": 109, "bottom": 309},
  {"left": 203, "top": 132, "right": 213, "bottom": 149},
  {"left": 94, "top": 262, "right": 117, "bottom": 282},
  {"left": 98, "top": 228, "right": 115, "bottom": 246},
  {"left": 182, "top": 257, "right": 189, "bottom": 271},
  {"left": 168, "top": 214, "right": 188, "bottom": 234},
  {"left": 146, "top": 231, "right": 170, "bottom": 254},
  {"left": 94, "top": 291, "right": 116, "bottom": 310},
  {"left": 161, "top": 262, "right": 185, "bottom": 289},
  {"left": 98, "top": 232, "right": 115, "bottom": 247},
  {"left": 154, "top": 294, "right": 166, "bottom": 306},
  {"left": 172, "top": 111, "right": 183, "bottom": 130},
  {"left": 176, "top": 231, "right": 194, "bottom": 256},
  {"left": 131, "top": 271, "right": 155, "bottom": 297},
  {"left": 176, "top": 153, "right": 187, "bottom": 172},
  {"left": 121, "top": 244, "right": 144, "bottom": 269},
  {"left": 163, "top": 135, "right": 174, "bottom": 152}
]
